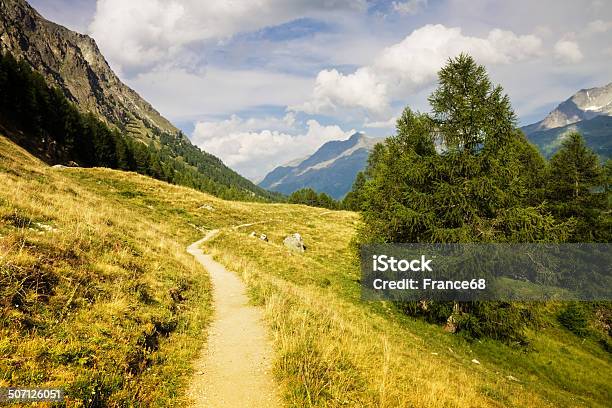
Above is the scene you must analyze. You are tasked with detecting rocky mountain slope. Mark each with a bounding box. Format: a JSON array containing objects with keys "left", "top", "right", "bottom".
[
  {"left": 523, "top": 82, "right": 612, "bottom": 159},
  {"left": 0, "top": 0, "right": 278, "bottom": 201},
  {"left": 523, "top": 82, "right": 612, "bottom": 135},
  {"left": 259, "top": 132, "right": 380, "bottom": 199},
  {"left": 0, "top": 0, "right": 176, "bottom": 138}
]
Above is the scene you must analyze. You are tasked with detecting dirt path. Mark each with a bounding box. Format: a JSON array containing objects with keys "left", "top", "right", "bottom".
[{"left": 186, "top": 230, "right": 281, "bottom": 407}]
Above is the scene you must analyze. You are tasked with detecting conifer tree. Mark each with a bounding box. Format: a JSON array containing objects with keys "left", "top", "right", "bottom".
[
  {"left": 342, "top": 171, "right": 366, "bottom": 210},
  {"left": 546, "top": 133, "right": 609, "bottom": 241},
  {"left": 359, "top": 54, "right": 567, "bottom": 245}
]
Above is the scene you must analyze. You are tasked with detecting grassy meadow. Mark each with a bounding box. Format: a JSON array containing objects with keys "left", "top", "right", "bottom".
[
  {"left": 1, "top": 134, "right": 610, "bottom": 407},
  {"left": 202, "top": 214, "right": 612, "bottom": 407},
  {"left": 0, "top": 135, "right": 217, "bottom": 406}
]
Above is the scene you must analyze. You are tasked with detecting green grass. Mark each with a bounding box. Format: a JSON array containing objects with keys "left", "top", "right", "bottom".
[
  {"left": 1, "top": 135, "right": 610, "bottom": 407},
  {"left": 0, "top": 136, "right": 214, "bottom": 406},
  {"left": 201, "top": 216, "right": 611, "bottom": 407}
]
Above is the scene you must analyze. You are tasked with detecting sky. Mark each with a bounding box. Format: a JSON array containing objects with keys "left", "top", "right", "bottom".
[{"left": 30, "top": 0, "right": 612, "bottom": 181}]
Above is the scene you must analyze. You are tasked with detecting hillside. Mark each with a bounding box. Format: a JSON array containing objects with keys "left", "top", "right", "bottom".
[
  {"left": 0, "top": 0, "right": 278, "bottom": 202},
  {"left": 259, "top": 133, "right": 380, "bottom": 199},
  {"left": 0, "top": 0, "right": 175, "bottom": 137},
  {"left": 1, "top": 134, "right": 610, "bottom": 406}
]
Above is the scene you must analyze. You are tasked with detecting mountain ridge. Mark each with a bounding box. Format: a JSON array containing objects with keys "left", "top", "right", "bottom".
[
  {"left": 0, "top": 0, "right": 279, "bottom": 201},
  {"left": 522, "top": 82, "right": 612, "bottom": 159},
  {"left": 523, "top": 82, "right": 612, "bottom": 135},
  {"left": 525, "top": 115, "right": 612, "bottom": 159},
  {"left": 259, "top": 132, "right": 380, "bottom": 199},
  {"left": 0, "top": 0, "right": 177, "bottom": 138}
]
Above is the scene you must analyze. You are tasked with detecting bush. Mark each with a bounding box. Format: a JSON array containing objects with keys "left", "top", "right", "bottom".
[
  {"left": 455, "top": 302, "right": 531, "bottom": 345},
  {"left": 557, "top": 303, "right": 589, "bottom": 337},
  {"left": 399, "top": 301, "right": 531, "bottom": 344}
]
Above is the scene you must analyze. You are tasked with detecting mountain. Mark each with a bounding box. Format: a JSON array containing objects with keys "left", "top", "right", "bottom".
[
  {"left": 0, "top": 0, "right": 175, "bottom": 137},
  {"left": 259, "top": 132, "right": 380, "bottom": 199},
  {"left": 526, "top": 115, "right": 612, "bottom": 159},
  {"left": 523, "top": 82, "right": 612, "bottom": 135},
  {"left": 0, "top": 0, "right": 278, "bottom": 201},
  {"left": 522, "top": 83, "right": 612, "bottom": 159}
]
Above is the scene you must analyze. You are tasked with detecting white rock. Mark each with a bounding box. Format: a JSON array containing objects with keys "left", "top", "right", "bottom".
[
  {"left": 283, "top": 233, "right": 305, "bottom": 252},
  {"left": 34, "top": 222, "right": 58, "bottom": 232}
]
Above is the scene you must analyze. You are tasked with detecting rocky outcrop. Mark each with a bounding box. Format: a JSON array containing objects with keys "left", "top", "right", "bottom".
[
  {"left": 0, "top": 0, "right": 178, "bottom": 138},
  {"left": 283, "top": 233, "right": 305, "bottom": 253},
  {"left": 522, "top": 83, "right": 612, "bottom": 159}
]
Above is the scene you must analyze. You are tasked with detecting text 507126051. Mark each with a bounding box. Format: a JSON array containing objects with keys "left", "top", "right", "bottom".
[{"left": 0, "top": 387, "right": 64, "bottom": 402}]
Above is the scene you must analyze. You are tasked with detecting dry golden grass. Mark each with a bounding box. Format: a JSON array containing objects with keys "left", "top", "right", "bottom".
[
  {"left": 203, "top": 232, "right": 542, "bottom": 407},
  {"left": 202, "top": 218, "right": 611, "bottom": 407},
  {"left": 0, "top": 136, "right": 215, "bottom": 406},
  {"left": 1, "top": 135, "right": 610, "bottom": 407}
]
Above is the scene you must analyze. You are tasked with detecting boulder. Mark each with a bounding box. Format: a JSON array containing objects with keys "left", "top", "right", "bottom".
[
  {"left": 249, "top": 231, "right": 257, "bottom": 238},
  {"left": 34, "top": 222, "right": 58, "bottom": 232},
  {"left": 283, "top": 233, "right": 305, "bottom": 252},
  {"left": 259, "top": 234, "right": 268, "bottom": 242},
  {"left": 443, "top": 302, "right": 460, "bottom": 333},
  {"left": 443, "top": 314, "right": 458, "bottom": 333}
]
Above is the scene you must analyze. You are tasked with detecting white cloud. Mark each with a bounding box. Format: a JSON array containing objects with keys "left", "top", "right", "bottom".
[
  {"left": 364, "top": 116, "right": 398, "bottom": 129},
  {"left": 294, "top": 24, "right": 543, "bottom": 116},
  {"left": 586, "top": 19, "right": 612, "bottom": 34},
  {"left": 89, "top": 0, "right": 365, "bottom": 72},
  {"left": 392, "top": 0, "right": 428, "bottom": 15},
  {"left": 589, "top": 0, "right": 607, "bottom": 10},
  {"left": 191, "top": 116, "right": 354, "bottom": 180},
  {"left": 127, "top": 67, "right": 313, "bottom": 120},
  {"left": 534, "top": 25, "right": 553, "bottom": 38},
  {"left": 553, "top": 39, "right": 583, "bottom": 63},
  {"left": 297, "top": 67, "right": 388, "bottom": 115}
]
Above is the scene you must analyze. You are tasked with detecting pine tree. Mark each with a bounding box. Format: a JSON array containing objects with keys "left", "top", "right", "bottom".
[
  {"left": 359, "top": 54, "right": 568, "bottom": 244},
  {"left": 342, "top": 171, "right": 366, "bottom": 210},
  {"left": 545, "top": 132, "right": 609, "bottom": 241},
  {"left": 429, "top": 53, "right": 516, "bottom": 153}
]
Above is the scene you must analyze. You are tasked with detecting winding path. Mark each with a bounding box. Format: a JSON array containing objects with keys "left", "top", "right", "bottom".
[{"left": 186, "top": 230, "right": 281, "bottom": 407}]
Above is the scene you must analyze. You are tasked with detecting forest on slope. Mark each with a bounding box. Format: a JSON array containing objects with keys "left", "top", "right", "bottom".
[{"left": 0, "top": 51, "right": 281, "bottom": 201}]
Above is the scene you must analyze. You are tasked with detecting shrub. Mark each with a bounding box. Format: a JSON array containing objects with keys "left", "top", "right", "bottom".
[{"left": 557, "top": 303, "right": 589, "bottom": 337}]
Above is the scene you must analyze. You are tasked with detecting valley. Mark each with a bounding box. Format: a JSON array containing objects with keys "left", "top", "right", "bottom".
[
  {"left": 0, "top": 1, "right": 610, "bottom": 406},
  {"left": 1, "top": 134, "right": 610, "bottom": 406}
]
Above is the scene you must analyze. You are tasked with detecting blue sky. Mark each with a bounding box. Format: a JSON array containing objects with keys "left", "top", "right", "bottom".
[{"left": 30, "top": 0, "right": 612, "bottom": 180}]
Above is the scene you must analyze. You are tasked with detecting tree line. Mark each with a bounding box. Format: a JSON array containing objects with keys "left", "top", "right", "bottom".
[{"left": 0, "top": 51, "right": 281, "bottom": 202}]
